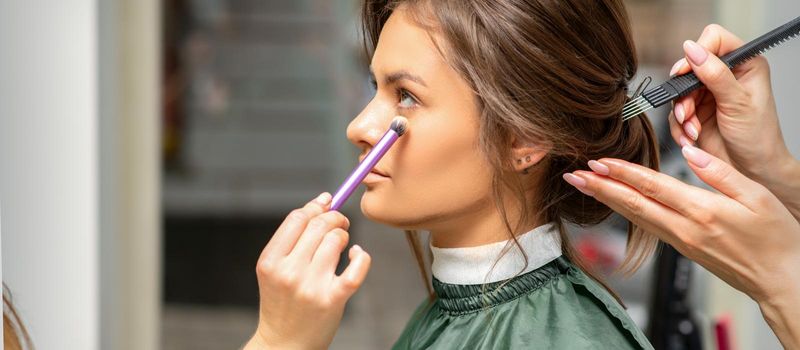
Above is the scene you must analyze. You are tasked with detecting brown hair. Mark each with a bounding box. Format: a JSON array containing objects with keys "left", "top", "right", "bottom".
[
  {"left": 362, "top": 0, "right": 660, "bottom": 300},
  {"left": 4, "top": 286, "right": 32, "bottom": 350}
]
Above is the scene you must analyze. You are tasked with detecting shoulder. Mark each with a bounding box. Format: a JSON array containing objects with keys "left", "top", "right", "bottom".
[
  {"left": 393, "top": 258, "right": 653, "bottom": 350},
  {"left": 526, "top": 259, "right": 653, "bottom": 350}
]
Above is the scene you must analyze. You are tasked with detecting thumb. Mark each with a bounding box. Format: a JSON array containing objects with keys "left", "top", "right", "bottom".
[
  {"left": 681, "top": 145, "right": 762, "bottom": 206},
  {"left": 683, "top": 40, "right": 750, "bottom": 114}
]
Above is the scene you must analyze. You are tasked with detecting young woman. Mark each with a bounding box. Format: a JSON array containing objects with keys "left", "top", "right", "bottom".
[{"left": 245, "top": 0, "right": 659, "bottom": 348}]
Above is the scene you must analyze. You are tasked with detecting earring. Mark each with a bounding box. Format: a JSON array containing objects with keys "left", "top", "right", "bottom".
[{"left": 520, "top": 155, "right": 534, "bottom": 174}]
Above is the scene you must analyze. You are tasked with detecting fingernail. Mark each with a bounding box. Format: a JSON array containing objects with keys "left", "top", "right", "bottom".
[
  {"left": 675, "top": 102, "right": 685, "bottom": 124},
  {"left": 685, "top": 123, "right": 699, "bottom": 141},
  {"left": 315, "top": 192, "right": 332, "bottom": 205},
  {"left": 669, "top": 58, "right": 686, "bottom": 76},
  {"left": 563, "top": 173, "right": 595, "bottom": 196},
  {"left": 684, "top": 40, "right": 708, "bottom": 66},
  {"left": 588, "top": 160, "right": 610, "bottom": 176},
  {"left": 681, "top": 145, "right": 712, "bottom": 168},
  {"left": 678, "top": 135, "right": 693, "bottom": 147},
  {"left": 353, "top": 244, "right": 363, "bottom": 252}
]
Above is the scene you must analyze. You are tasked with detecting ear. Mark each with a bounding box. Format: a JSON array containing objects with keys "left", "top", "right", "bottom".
[{"left": 510, "top": 136, "right": 550, "bottom": 173}]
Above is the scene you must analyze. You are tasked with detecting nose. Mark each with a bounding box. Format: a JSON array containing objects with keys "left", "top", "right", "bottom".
[{"left": 346, "top": 99, "right": 393, "bottom": 152}]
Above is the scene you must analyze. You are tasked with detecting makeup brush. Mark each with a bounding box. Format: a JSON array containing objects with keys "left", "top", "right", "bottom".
[
  {"left": 329, "top": 116, "right": 408, "bottom": 211},
  {"left": 622, "top": 15, "right": 800, "bottom": 121}
]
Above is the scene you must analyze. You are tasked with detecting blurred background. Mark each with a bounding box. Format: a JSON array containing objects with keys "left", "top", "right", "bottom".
[{"left": 1, "top": 0, "right": 799, "bottom": 349}]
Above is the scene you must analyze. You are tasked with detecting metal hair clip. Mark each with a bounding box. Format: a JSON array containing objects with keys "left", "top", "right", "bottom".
[
  {"left": 629, "top": 76, "right": 652, "bottom": 100},
  {"left": 621, "top": 76, "right": 652, "bottom": 121},
  {"left": 622, "top": 14, "right": 800, "bottom": 122}
]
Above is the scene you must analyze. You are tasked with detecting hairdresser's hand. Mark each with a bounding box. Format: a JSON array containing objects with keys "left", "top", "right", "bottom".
[
  {"left": 244, "top": 192, "right": 371, "bottom": 350},
  {"left": 668, "top": 24, "right": 800, "bottom": 218},
  {"left": 564, "top": 148, "right": 800, "bottom": 349}
]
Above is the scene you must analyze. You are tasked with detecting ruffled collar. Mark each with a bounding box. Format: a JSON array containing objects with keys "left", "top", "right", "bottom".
[{"left": 430, "top": 223, "right": 562, "bottom": 285}]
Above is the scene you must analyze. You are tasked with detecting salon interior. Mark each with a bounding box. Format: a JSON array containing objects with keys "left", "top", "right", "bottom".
[{"left": 1, "top": 0, "right": 799, "bottom": 349}]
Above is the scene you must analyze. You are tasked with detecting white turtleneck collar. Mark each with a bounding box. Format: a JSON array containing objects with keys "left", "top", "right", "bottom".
[{"left": 430, "top": 222, "right": 562, "bottom": 285}]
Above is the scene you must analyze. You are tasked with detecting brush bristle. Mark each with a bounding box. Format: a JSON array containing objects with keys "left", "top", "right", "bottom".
[{"left": 390, "top": 116, "right": 408, "bottom": 136}]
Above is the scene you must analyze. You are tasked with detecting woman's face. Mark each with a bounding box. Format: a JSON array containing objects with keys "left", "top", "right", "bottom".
[{"left": 346, "top": 7, "right": 495, "bottom": 231}]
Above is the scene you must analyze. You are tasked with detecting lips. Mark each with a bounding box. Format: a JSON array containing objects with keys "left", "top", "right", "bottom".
[
  {"left": 359, "top": 155, "right": 390, "bottom": 177},
  {"left": 370, "top": 168, "right": 389, "bottom": 177}
]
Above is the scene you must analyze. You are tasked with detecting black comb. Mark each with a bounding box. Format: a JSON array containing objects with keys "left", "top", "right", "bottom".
[{"left": 623, "top": 15, "right": 800, "bottom": 121}]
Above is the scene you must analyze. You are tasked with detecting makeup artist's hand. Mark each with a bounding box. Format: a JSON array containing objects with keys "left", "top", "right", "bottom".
[
  {"left": 668, "top": 24, "right": 800, "bottom": 218},
  {"left": 244, "top": 192, "right": 371, "bottom": 350},
  {"left": 563, "top": 149, "right": 800, "bottom": 349}
]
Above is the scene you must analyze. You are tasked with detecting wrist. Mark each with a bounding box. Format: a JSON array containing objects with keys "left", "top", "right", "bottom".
[
  {"left": 757, "top": 278, "right": 800, "bottom": 349},
  {"left": 776, "top": 154, "right": 800, "bottom": 186},
  {"left": 244, "top": 325, "right": 327, "bottom": 350},
  {"left": 756, "top": 152, "right": 800, "bottom": 211},
  {"left": 242, "top": 327, "right": 290, "bottom": 350},
  {"left": 243, "top": 335, "right": 269, "bottom": 350}
]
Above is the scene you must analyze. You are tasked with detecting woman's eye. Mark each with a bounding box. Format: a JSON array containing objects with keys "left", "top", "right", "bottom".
[{"left": 398, "top": 89, "right": 418, "bottom": 108}]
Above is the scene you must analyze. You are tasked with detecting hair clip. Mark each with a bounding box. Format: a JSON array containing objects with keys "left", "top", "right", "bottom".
[{"left": 629, "top": 76, "right": 652, "bottom": 99}]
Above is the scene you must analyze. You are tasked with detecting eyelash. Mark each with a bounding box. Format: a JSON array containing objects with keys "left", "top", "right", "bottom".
[{"left": 370, "top": 79, "right": 420, "bottom": 109}]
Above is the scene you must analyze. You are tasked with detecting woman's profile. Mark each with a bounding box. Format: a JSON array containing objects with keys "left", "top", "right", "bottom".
[
  {"left": 353, "top": 0, "right": 659, "bottom": 348},
  {"left": 247, "top": 0, "right": 661, "bottom": 349}
]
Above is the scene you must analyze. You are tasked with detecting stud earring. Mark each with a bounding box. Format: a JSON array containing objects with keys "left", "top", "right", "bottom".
[{"left": 520, "top": 155, "right": 534, "bottom": 174}]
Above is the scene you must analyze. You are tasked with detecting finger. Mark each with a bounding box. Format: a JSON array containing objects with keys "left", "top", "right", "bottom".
[
  {"left": 681, "top": 145, "right": 765, "bottom": 209},
  {"left": 694, "top": 90, "right": 721, "bottom": 125},
  {"left": 683, "top": 40, "right": 750, "bottom": 114},
  {"left": 290, "top": 210, "right": 350, "bottom": 262},
  {"left": 568, "top": 170, "right": 692, "bottom": 249},
  {"left": 682, "top": 115, "right": 702, "bottom": 142},
  {"left": 673, "top": 97, "right": 688, "bottom": 125},
  {"left": 694, "top": 24, "right": 767, "bottom": 78},
  {"left": 669, "top": 58, "right": 690, "bottom": 77},
  {"left": 310, "top": 229, "right": 350, "bottom": 277},
  {"left": 668, "top": 111, "right": 693, "bottom": 147},
  {"left": 668, "top": 24, "right": 750, "bottom": 78},
  {"left": 334, "top": 245, "right": 371, "bottom": 300},
  {"left": 673, "top": 88, "right": 701, "bottom": 124},
  {"left": 263, "top": 192, "right": 332, "bottom": 260},
  {"left": 588, "top": 159, "right": 715, "bottom": 217},
  {"left": 695, "top": 24, "right": 745, "bottom": 57}
]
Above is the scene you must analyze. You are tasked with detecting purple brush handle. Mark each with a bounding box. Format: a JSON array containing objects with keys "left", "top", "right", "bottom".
[{"left": 330, "top": 128, "right": 399, "bottom": 211}]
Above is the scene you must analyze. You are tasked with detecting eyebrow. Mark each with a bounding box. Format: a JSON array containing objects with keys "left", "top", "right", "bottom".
[{"left": 370, "top": 68, "right": 428, "bottom": 88}]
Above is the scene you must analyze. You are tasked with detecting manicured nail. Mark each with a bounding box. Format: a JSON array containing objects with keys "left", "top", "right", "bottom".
[
  {"left": 353, "top": 244, "right": 363, "bottom": 252},
  {"left": 675, "top": 102, "right": 686, "bottom": 124},
  {"left": 315, "top": 192, "right": 332, "bottom": 205},
  {"left": 678, "top": 135, "right": 693, "bottom": 147},
  {"left": 684, "top": 40, "right": 708, "bottom": 66},
  {"left": 588, "top": 160, "right": 610, "bottom": 176},
  {"left": 682, "top": 145, "right": 712, "bottom": 168},
  {"left": 685, "top": 123, "right": 699, "bottom": 141},
  {"left": 563, "top": 173, "right": 594, "bottom": 196},
  {"left": 669, "top": 58, "right": 686, "bottom": 76}
]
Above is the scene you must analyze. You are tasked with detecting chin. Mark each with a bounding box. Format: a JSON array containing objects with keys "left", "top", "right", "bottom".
[{"left": 359, "top": 189, "right": 423, "bottom": 230}]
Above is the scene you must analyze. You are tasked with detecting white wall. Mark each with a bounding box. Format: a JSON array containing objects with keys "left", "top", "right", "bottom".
[
  {"left": 1, "top": 1, "right": 160, "bottom": 349},
  {"left": 98, "top": 1, "right": 161, "bottom": 349},
  {"left": 0, "top": 1, "right": 99, "bottom": 349},
  {"left": 765, "top": 1, "right": 800, "bottom": 158}
]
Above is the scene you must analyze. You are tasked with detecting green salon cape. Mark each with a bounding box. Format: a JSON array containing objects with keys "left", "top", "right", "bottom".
[{"left": 392, "top": 257, "right": 654, "bottom": 349}]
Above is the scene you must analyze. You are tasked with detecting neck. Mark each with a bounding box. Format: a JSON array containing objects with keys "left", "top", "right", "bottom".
[{"left": 429, "top": 193, "right": 544, "bottom": 249}]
